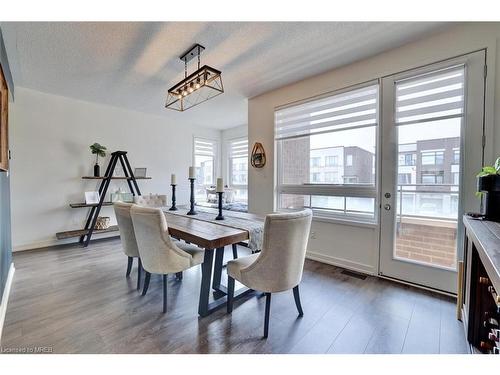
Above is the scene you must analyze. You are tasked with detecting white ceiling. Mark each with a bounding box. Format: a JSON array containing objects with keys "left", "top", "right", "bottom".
[{"left": 1, "top": 22, "right": 448, "bottom": 129}]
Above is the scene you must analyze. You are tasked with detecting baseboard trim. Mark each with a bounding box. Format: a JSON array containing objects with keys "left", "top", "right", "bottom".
[
  {"left": 0, "top": 262, "right": 15, "bottom": 345},
  {"left": 306, "top": 251, "right": 375, "bottom": 275},
  {"left": 14, "top": 233, "right": 119, "bottom": 252}
]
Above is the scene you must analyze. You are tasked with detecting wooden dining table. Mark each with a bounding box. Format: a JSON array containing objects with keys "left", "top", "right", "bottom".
[{"left": 163, "top": 207, "right": 264, "bottom": 317}]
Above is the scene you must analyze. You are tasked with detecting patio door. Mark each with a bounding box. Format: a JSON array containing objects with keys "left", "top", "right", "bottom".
[{"left": 379, "top": 51, "right": 485, "bottom": 293}]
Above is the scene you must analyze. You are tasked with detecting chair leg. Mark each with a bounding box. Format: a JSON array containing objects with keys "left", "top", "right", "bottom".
[
  {"left": 175, "top": 272, "right": 183, "bottom": 280},
  {"left": 142, "top": 272, "right": 151, "bottom": 296},
  {"left": 227, "top": 276, "right": 235, "bottom": 313},
  {"left": 293, "top": 285, "right": 304, "bottom": 316},
  {"left": 264, "top": 293, "right": 271, "bottom": 338},
  {"left": 137, "top": 258, "right": 142, "bottom": 290},
  {"left": 163, "top": 274, "right": 167, "bottom": 313},
  {"left": 126, "top": 257, "right": 133, "bottom": 277},
  {"left": 232, "top": 244, "right": 238, "bottom": 259}
]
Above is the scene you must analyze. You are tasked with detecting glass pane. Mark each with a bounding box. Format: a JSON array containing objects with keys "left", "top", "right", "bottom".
[
  {"left": 279, "top": 126, "right": 376, "bottom": 185},
  {"left": 394, "top": 118, "right": 461, "bottom": 270},
  {"left": 195, "top": 155, "right": 213, "bottom": 201},
  {"left": 230, "top": 157, "right": 248, "bottom": 185},
  {"left": 279, "top": 194, "right": 310, "bottom": 209}
]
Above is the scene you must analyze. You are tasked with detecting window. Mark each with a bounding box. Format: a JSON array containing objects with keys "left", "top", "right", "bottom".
[
  {"left": 310, "top": 157, "right": 321, "bottom": 168},
  {"left": 398, "top": 173, "right": 412, "bottom": 185},
  {"left": 275, "top": 82, "right": 378, "bottom": 222},
  {"left": 228, "top": 137, "right": 248, "bottom": 203},
  {"left": 421, "top": 150, "right": 444, "bottom": 165},
  {"left": 398, "top": 153, "right": 416, "bottom": 166},
  {"left": 421, "top": 171, "right": 444, "bottom": 185},
  {"left": 452, "top": 172, "right": 459, "bottom": 185},
  {"left": 453, "top": 149, "right": 460, "bottom": 164},
  {"left": 194, "top": 138, "right": 217, "bottom": 200},
  {"left": 325, "top": 155, "right": 338, "bottom": 166}
]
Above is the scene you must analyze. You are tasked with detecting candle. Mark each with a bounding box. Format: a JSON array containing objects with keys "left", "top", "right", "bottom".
[
  {"left": 216, "top": 178, "right": 224, "bottom": 193},
  {"left": 171, "top": 174, "right": 176, "bottom": 185},
  {"left": 189, "top": 166, "right": 195, "bottom": 179}
]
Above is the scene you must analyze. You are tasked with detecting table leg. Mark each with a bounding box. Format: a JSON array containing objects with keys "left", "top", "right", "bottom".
[
  {"left": 212, "top": 247, "right": 224, "bottom": 291},
  {"left": 198, "top": 248, "right": 214, "bottom": 317}
]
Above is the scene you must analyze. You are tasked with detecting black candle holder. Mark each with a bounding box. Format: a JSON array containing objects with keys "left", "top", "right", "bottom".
[
  {"left": 215, "top": 191, "right": 224, "bottom": 220},
  {"left": 187, "top": 178, "right": 197, "bottom": 215},
  {"left": 169, "top": 184, "right": 178, "bottom": 211}
]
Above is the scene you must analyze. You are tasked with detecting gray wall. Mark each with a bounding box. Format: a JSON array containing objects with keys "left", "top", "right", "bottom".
[{"left": 0, "top": 27, "right": 13, "bottom": 302}]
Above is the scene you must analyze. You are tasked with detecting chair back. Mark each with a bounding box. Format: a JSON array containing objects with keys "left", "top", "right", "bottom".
[
  {"left": 241, "top": 209, "right": 312, "bottom": 292},
  {"left": 113, "top": 202, "right": 139, "bottom": 258},
  {"left": 130, "top": 205, "right": 192, "bottom": 274},
  {"left": 133, "top": 194, "right": 167, "bottom": 208}
]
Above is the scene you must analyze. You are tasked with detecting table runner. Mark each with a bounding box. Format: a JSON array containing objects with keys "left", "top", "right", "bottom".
[{"left": 163, "top": 207, "right": 264, "bottom": 251}]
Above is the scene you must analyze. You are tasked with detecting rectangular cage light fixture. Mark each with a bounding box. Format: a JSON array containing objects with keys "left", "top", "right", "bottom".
[{"left": 165, "top": 44, "right": 224, "bottom": 112}]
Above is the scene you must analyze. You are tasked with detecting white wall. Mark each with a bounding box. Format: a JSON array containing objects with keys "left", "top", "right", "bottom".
[
  {"left": 10, "top": 87, "right": 221, "bottom": 251},
  {"left": 221, "top": 124, "right": 247, "bottom": 182},
  {"left": 248, "top": 22, "right": 500, "bottom": 275}
]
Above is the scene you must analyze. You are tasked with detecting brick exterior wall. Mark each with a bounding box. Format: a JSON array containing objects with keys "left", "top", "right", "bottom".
[{"left": 395, "top": 221, "right": 457, "bottom": 269}]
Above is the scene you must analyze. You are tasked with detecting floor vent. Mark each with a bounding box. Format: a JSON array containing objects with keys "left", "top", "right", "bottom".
[{"left": 341, "top": 269, "right": 367, "bottom": 280}]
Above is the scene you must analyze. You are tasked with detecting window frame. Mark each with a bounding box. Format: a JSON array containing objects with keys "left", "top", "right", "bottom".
[
  {"left": 275, "top": 80, "right": 380, "bottom": 224},
  {"left": 193, "top": 136, "right": 218, "bottom": 188},
  {"left": 227, "top": 136, "right": 248, "bottom": 203}
]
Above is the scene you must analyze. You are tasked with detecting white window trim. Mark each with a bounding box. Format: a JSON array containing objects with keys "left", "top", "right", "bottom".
[{"left": 275, "top": 80, "right": 380, "bottom": 224}]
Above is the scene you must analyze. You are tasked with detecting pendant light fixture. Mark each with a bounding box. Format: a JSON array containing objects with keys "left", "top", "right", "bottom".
[{"left": 165, "top": 44, "right": 224, "bottom": 111}]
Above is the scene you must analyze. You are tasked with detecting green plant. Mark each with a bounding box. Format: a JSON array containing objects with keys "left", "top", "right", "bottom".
[
  {"left": 476, "top": 156, "right": 500, "bottom": 177},
  {"left": 90, "top": 143, "right": 107, "bottom": 164}
]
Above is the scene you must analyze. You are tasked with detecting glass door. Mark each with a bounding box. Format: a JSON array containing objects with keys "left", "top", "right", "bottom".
[{"left": 379, "top": 51, "right": 485, "bottom": 293}]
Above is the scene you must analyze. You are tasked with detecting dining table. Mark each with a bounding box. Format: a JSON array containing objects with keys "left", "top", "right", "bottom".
[{"left": 162, "top": 206, "right": 265, "bottom": 317}]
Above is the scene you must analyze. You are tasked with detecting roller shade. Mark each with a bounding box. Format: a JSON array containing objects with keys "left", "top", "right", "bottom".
[
  {"left": 275, "top": 83, "right": 379, "bottom": 140},
  {"left": 229, "top": 138, "right": 248, "bottom": 159},
  {"left": 194, "top": 138, "right": 215, "bottom": 156},
  {"left": 395, "top": 65, "right": 465, "bottom": 126}
]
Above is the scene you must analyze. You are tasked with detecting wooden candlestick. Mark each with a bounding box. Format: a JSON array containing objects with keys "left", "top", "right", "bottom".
[
  {"left": 215, "top": 191, "right": 224, "bottom": 220},
  {"left": 169, "top": 184, "right": 178, "bottom": 211},
  {"left": 187, "top": 178, "right": 197, "bottom": 215}
]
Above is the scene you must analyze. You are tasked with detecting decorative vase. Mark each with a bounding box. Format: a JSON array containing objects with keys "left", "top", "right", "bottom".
[
  {"left": 94, "top": 163, "right": 100, "bottom": 177},
  {"left": 478, "top": 175, "right": 500, "bottom": 222}
]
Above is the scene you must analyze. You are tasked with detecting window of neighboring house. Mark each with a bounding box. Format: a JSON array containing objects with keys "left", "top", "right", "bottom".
[
  {"left": 421, "top": 150, "right": 444, "bottom": 165},
  {"left": 275, "top": 82, "right": 379, "bottom": 223},
  {"left": 421, "top": 171, "right": 444, "bottom": 185},
  {"left": 325, "top": 155, "right": 338, "bottom": 166},
  {"left": 310, "top": 157, "right": 321, "bottom": 168},
  {"left": 228, "top": 137, "right": 248, "bottom": 203},
  {"left": 194, "top": 138, "right": 217, "bottom": 201},
  {"left": 398, "top": 173, "right": 412, "bottom": 185},
  {"left": 453, "top": 149, "right": 460, "bottom": 164},
  {"left": 399, "top": 153, "right": 416, "bottom": 166},
  {"left": 452, "top": 172, "right": 459, "bottom": 185}
]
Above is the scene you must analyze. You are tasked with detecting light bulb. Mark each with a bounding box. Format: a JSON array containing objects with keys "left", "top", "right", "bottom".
[
  {"left": 195, "top": 82, "right": 201, "bottom": 89},
  {"left": 182, "top": 90, "right": 188, "bottom": 96}
]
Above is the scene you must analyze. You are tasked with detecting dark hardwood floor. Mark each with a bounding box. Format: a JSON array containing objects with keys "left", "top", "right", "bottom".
[{"left": 1, "top": 238, "right": 469, "bottom": 354}]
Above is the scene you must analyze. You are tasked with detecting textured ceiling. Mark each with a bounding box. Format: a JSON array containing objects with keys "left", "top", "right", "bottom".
[{"left": 1, "top": 22, "right": 447, "bottom": 129}]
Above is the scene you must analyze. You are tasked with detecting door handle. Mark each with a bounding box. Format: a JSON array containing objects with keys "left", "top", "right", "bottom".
[{"left": 384, "top": 204, "right": 391, "bottom": 211}]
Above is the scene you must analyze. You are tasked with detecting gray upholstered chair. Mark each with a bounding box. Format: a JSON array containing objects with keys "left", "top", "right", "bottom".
[
  {"left": 130, "top": 205, "right": 204, "bottom": 313},
  {"left": 226, "top": 209, "right": 312, "bottom": 338},
  {"left": 113, "top": 202, "right": 142, "bottom": 290}
]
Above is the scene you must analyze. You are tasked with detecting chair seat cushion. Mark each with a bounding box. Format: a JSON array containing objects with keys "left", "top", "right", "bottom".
[
  {"left": 227, "top": 253, "right": 259, "bottom": 281},
  {"left": 176, "top": 242, "right": 204, "bottom": 266}
]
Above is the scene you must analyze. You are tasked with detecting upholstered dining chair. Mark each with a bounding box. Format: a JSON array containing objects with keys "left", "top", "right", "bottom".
[
  {"left": 113, "top": 202, "right": 142, "bottom": 290},
  {"left": 130, "top": 205, "right": 204, "bottom": 313},
  {"left": 226, "top": 209, "right": 312, "bottom": 338}
]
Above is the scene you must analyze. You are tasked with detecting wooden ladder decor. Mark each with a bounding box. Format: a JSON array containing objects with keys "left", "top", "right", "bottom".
[{"left": 79, "top": 151, "right": 141, "bottom": 247}]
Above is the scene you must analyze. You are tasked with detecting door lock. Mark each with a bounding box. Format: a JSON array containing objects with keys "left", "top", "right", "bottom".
[
  {"left": 384, "top": 204, "right": 391, "bottom": 211},
  {"left": 384, "top": 192, "right": 391, "bottom": 199}
]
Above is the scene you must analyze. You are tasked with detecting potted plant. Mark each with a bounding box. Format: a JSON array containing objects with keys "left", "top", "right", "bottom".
[
  {"left": 476, "top": 156, "right": 500, "bottom": 221},
  {"left": 90, "top": 143, "right": 107, "bottom": 177}
]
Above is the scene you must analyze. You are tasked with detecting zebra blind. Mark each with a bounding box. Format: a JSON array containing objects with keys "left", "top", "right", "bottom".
[
  {"left": 275, "top": 83, "right": 379, "bottom": 140},
  {"left": 194, "top": 138, "right": 216, "bottom": 157},
  {"left": 395, "top": 65, "right": 465, "bottom": 126},
  {"left": 229, "top": 138, "right": 248, "bottom": 159}
]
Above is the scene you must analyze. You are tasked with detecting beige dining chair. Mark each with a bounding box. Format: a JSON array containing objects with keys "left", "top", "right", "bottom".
[
  {"left": 113, "top": 202, "right": 142, "bottom": 290},
  {"left": 226, "top": 209, "right": 312, "bottom": 338},
  {"left": 130, "top": 205, "right": 204, "bottom": 313}
]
